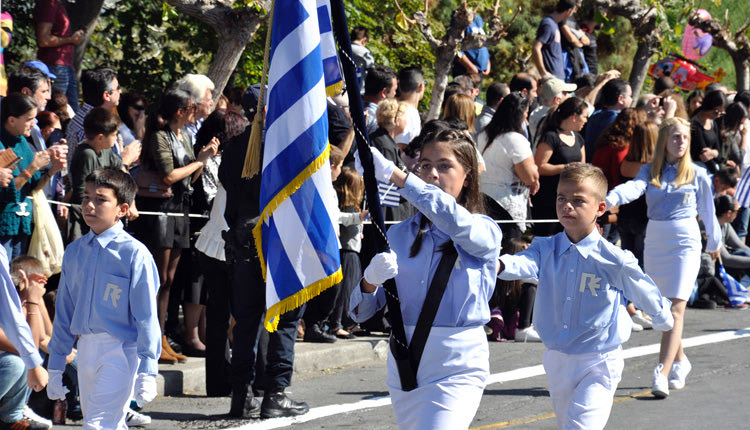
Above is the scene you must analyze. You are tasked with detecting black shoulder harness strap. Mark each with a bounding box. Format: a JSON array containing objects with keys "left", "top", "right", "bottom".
[{"left": 390, "top": 244, "right": 458, "bottom": 392}]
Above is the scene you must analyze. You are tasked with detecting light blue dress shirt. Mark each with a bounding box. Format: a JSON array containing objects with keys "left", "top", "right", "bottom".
[
  {"left": 48, "top": 221, "right": 161, "bottom": 375},
  {"left": 499, "top": 229, "right": 673, "bottom": 354},
  {"left": 350, "top": 173, "right": 502, "bottom": 327},
  {"left": 605, "top": 162, "right": 721, "bottom": 251},
  {"left": 0, "top": 246, "right": 43, "bottom": 369}
]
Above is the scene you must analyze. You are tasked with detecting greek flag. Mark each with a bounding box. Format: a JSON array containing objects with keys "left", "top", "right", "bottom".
[
  {"left": 254, "top": 0, "right": 343, "bottom": 331},
  {"left": 735, "top": 167, "right": 750, "bottom": 208},
  {"left": 377, "top": 180, "right": 400, "bottom": 207},
  {"left": 718, "top": 263, "right": 749, "bottom": 307},
  {"left": 317, "top": 0, "right": 344, "bottom": 97}
]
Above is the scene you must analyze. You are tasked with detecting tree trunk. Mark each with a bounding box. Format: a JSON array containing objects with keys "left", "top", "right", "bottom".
[
  {"left": 427, "top": 55, "right": 453, "bottom": 120},
  {"left": 629, "top": 40, "right": 653, "bottom": 104},
  {"left": 732, "top": 55, "right": 750, "bottom": 92},
  {"left": 64, "top": 0, "right": 106, "bottom": 78},
  {"left": 208, "top": 32, "right": 253, "bottom": 99}
]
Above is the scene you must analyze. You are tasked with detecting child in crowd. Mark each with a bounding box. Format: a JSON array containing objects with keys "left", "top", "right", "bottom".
[
  {"left": 66, "top": 107, "right": 129, "bottom": 244},
  {"left": 47, "top": 168, "right": 160, "bottom": 429},
  {"left": 8, "top": 255, "right": 82, "bottom": 420},
  {"left": 498, "top": 164, "right": 674, "bottom": 430},
  {"left": 0, "top": 250, "right": 50, "bottom": 429},
  {"left": 331, "top": 167, "right": 367, "bottom": 338}
]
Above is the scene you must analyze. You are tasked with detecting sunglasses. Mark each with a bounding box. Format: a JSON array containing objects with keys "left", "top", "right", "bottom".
[{"left": 132, "top": 104, "right": 146, "bottom": 111}]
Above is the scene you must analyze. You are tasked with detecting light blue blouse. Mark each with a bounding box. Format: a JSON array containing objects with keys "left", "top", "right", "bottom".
[
  {"left": 499, "top": 229, "right": 673, "bottom": 354},
  {"left": 605, "top": 162, "right": 721, "bottom": 251},
  {"left": 349, "top": 173, "right": 502, "bottom": 327}
]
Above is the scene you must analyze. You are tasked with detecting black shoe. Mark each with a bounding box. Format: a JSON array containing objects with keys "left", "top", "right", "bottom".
[
  {"left": 229, "top": 385, "right": 261, "bottom": 419},
  {"left": 261, "top": 391, "right": 309, "bottom": 419},
  {"left": 165, "top": 334, "right": 183, "bottom": 354},
  {"left": 303, "top": 324, "right": 337, "bottom": 343}
]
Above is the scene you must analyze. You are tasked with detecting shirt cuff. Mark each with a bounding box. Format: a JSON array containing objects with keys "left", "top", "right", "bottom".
[
  {"left": 649, "top": 297, "right": 674, "bottom": 330},
  {"left": 137, "top": 358, "right": 159, "bottom": 376},
  {"left": 20, "top": 350, "right": 43, "bottom": 370},
  {"left": 48, "top": 353, "right": 67, "bottom": 372}
]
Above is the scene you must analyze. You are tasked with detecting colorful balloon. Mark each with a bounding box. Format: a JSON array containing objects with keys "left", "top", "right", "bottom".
[
  {"left": 682, "top": 9, "right": 713, "bottom": 60},
  {"left": 649, "top": 55, "right": 716, "bottom": 92}
]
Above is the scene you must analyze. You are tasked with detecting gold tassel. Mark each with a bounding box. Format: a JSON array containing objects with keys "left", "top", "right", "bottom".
[{"left": 242, "top": 0, "right": 275, "bottom": 179}]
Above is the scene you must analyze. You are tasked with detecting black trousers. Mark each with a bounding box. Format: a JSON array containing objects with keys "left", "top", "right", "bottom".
[
  {"left": 227, "top": 221, "right": 303, "bottom": 393},
  {"left": 202, "top": 253, "right": 232, "bottom": 396}
]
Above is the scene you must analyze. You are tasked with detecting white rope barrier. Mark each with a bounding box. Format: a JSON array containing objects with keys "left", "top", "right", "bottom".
[{"left": 40, "top": 198, "right": 558, "bottom": 223}]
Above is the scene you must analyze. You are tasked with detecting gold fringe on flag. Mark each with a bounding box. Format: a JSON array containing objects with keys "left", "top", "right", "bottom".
[{"left": 242, "top": 0, "right": 276, "bottom": 179}]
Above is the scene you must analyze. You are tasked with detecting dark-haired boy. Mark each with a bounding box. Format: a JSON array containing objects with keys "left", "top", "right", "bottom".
[
  {"left": 66, "top": 107, "right": 135, "bottom": 244},
  {"left": 47, "top": 168, "right": 160, "bottom": 429},
  {"left": 498, "top": 164, "right": 674, "bottom": 430}
]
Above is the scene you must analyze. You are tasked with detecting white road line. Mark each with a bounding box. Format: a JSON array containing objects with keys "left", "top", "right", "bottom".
[{"left": 228, "top": 327, "right": 750, "bottom": 429}]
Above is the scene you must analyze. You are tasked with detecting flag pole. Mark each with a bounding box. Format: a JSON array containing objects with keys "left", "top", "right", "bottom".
[{"left": 328, "top": 0, "right": 418, "bottom": 391}]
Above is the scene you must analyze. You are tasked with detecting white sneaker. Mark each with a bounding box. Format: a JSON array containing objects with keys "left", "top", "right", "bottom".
[
  {"left": 126, "top": 408, "right": 152, "bottom": 426},
  {"left": 515, "top": 325, "right": 542, "bottom": 342},
  {"left": 631, "top": 310, "right": 653, "bottom": 329},
  {"left": 668, "top": 356, "right": 692, "bottom": 390},
  {"left": 652, "top": 363, "right": 669, "bottom": 398},
  {"left": 23, "top": 405, "right": 52, "bottom": 429},
  {"left": 631, "top": 319, "right": 644, "bottom": 332}
]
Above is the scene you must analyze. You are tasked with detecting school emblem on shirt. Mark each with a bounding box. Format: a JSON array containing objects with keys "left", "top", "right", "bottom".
[
  {"left": 579, "top": 273, "right": 601, "bottom": 297},
  {"left": 682, "top": 191, "right": 695, "bottom": 206},
  {"left": 103, "top": 283, "right": 122, "bottom": 308}
]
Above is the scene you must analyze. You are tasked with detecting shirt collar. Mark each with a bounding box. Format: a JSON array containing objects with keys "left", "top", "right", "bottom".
[
  {"left": 85, "top": 221, "right": 124, "bottom": 248},
  {"left": 556, "top": 228, "right": 602, "bottom": 258}
]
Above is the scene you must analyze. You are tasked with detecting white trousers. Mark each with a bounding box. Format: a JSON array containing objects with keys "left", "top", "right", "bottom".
[
  {"left": 77, "top": 332, "right": 138, "bottom": 430},
  {"left": 542, "top": 347, "right": 624, "bottom": 430}
]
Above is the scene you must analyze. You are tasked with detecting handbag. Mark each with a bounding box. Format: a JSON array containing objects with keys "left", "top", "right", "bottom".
[
  {"left": 28, "top": 190, "right": 64, "bottom": 274},
  {"left": 130, "top": 164, "right": 173, "bottom": 199}
]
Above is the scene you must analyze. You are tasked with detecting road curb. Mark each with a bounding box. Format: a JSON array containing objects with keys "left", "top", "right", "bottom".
[{"left": 156, "top": 337, "right": 389, "bottom": 396}]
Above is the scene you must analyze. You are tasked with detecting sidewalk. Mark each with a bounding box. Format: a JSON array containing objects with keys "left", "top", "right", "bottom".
[{"left": 156, "top": 336, "right": 389, "bottom": 396}]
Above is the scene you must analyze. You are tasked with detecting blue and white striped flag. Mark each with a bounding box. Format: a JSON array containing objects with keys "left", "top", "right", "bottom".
[
  {"left": 718, "top": 263, "right": 749, "bottom": 307},
  {"left": 377, "top": 180, "right": 400, "bottom": 207},
  {"left": 254, "top": 0, "right": 343, "bottom": 331},
  {"left": 316, "top": 0, "right": 344, "bottom": 97},
  {"left": 735, "top": 167, "right": 750, "bottom": 208}
]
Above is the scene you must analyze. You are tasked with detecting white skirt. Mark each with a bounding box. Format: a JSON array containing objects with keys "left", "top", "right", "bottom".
[
  {"left": 645, "top": 218, "right": 701, "bottom": 300},
  {"left": 387, "top": 325, "right": 488, "bottom": 430}
]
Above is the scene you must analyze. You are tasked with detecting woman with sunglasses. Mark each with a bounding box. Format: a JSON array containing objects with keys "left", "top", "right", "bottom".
[
  {"left": 690, "top": 89, "right": 728, "bottom": 174},
  {"left": 117, "top": 93, "right": 148, "bottom": 146},
  {"left": 131, "top": 88, "right": 217, "bottom": 364}
]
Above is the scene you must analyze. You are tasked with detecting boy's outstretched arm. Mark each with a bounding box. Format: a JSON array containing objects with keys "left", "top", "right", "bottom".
[
  {"left": 617, "top": 252, "right": 674, "bottom": 331},
  {"left": 497, "top": 242, "right": 541, "bottom": 281}
]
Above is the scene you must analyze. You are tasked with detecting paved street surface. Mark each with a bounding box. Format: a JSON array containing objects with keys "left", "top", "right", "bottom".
[{"left": 56, "top": 307, "right": 750, "bottom": 429}]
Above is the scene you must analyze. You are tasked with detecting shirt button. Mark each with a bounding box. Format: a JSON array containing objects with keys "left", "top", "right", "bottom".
[
  {"left": 570, "top": 269, "right": 574, "bottom": 272},
  {"left": 563, "top": 325, "right": 568, "bottom": 329},
  {"left": 567, "top": 297, "right": 571, "bottom": 301}
]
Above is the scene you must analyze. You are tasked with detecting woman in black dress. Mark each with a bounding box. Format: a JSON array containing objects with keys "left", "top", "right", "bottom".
[{"left": 532, "top": 96, "right": 588, "bottom": 236}]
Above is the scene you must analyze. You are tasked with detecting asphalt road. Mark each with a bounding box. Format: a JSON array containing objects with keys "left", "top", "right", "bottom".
[{"left": 56, "top": 306, "right": 750, "bottom": 429}]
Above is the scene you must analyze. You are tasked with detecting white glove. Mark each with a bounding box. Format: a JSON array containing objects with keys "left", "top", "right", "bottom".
[
  {"left": 354, "top": 147, "right": 397, "bottom": 183},
  {"left": 134, "top": 373, "right": 158, "bottom": 407},
  {"left": 363, "top": 251, "right": 398, "bottom": 286},
  {"left": 46, "top": 369, "right": 69, "bottom": 400},
  {"left": 651, "top": 311, "right": 675, "bottom": 332}
]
